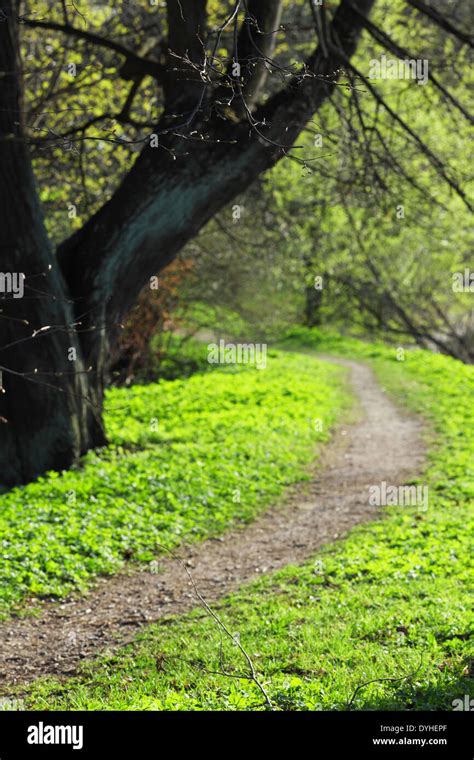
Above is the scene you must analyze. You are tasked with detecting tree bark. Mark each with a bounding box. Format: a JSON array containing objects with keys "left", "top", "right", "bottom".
[
  {"left": 304, "top": 285, "right": 324, "bottom": 327},
  {"left": 0, "top": 2, "right": 105, "bottom": 489}
]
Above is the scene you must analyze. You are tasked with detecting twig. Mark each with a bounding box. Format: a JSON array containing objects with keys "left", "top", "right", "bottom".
[
  {"left": 155, "top": 542, "right": 274, "bottom": 710},
  {"left": 347, "top": 653, "right": 424, "bottom": 709}
]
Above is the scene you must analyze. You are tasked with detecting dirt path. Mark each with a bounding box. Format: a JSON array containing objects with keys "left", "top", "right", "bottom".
[{"left": 0, "top": 357, "right": 425, "bottom": 690}]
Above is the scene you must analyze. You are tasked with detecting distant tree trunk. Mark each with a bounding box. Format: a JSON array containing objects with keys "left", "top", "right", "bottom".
[{"left": 304, "top": 285, "right": 324, "bottom": 327}]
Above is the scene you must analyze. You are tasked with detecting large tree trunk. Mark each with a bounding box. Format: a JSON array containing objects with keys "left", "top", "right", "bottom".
[{"left": 0, "top": 3, "right": 105, "bottom": 489}]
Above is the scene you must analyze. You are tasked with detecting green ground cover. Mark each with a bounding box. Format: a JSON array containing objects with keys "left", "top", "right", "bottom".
[
  {"left": 20, "top": 333, "right": 473, "bottom": 710},
  {"left": 0, "top": 349, "right": 347, "bottom": 617}
]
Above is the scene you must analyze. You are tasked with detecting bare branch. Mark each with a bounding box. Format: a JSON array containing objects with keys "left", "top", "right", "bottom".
[
  {"left": 348, "top": 3, "right": 474, "bottom": 124},
  {"left": 405, "top": 0, "right": 474, "bottom": 48},
  {"left": 163, "top": 0, "right": 207, "bottom": 108},
  {"left": 345, "top": 60, "right": 473, "bottom": 211},
  {"left": 21, "top": 19, "right": 166, "bottom": 82}
]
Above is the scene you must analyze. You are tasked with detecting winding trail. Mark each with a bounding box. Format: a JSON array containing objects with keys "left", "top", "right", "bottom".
[{"left": 0, "top": 357, "right": 425, "bottom": 689}]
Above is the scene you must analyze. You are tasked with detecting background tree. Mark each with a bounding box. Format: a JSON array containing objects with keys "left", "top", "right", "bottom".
[{"left": 1, "top": 0, "right": 472, "bottom": 486}]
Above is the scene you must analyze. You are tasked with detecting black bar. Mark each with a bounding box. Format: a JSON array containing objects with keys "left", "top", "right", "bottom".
[{"left": 0, "top": 711, "right": 472, "bottom": 758}]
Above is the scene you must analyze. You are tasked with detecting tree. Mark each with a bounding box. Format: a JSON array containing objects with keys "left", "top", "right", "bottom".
[{"left": 0, "top": 0, "right": 471, "bottom": 486}]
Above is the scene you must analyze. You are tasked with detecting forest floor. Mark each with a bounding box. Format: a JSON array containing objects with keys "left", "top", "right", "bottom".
[{"left": 0, "top": 357, "right": 425, "bottom": 690}]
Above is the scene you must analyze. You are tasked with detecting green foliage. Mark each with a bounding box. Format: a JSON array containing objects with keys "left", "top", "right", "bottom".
[
  {"left": 0, "top": 350, "right": 347, "bottom": 617},
  {"left": 21, "top": 336, "right": 473, "bottom": 711},
  {"left": 22, "top": 1, "right": 472, "bottom": 348},
  {"left": 152, "top": 333, "right": 213, "bottom": 380}
]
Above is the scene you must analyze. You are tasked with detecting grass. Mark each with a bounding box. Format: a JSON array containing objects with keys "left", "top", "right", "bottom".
[
  {"left": 19, "top": 332, "right": 473, "bottom": 711},
  {"left": 0, "top": 349, "right": 348, "bottom": 617}
]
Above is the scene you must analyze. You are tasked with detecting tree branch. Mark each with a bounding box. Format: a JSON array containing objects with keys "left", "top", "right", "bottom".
[
  {"left": 21, "top": 19, "right": 166, "bottom": 82},
  {"left": 405, "top": 0, "right": 474, "bottom": 48},
  {"left": 230, "top": 0, "right": 284, "bottom": 113},
  {"left": 163, "top": 0, "right": 207, "bottom": 109},
  {"left": 349, "top": 2, "right": 474, "bottom": 124},
  {"left": 345, "top": 60, "right": 473, "bottom": 211}
]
